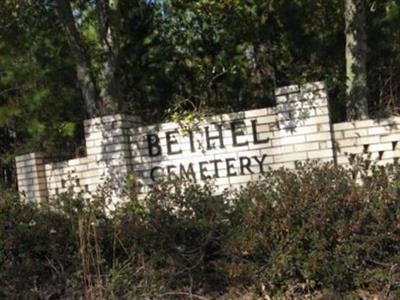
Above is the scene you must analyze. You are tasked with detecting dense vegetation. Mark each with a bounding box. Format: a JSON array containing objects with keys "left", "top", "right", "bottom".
[
  {"left": 1, "top": 162, "right": 400, "bottom": 299},
  {"left": 0, "top": 0, "right": 400, "bottom": 185}
]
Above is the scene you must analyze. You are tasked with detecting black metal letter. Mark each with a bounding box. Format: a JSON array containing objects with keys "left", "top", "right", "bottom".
[{"left": 147, "top": 134, "right": 162, "bottom": 157}]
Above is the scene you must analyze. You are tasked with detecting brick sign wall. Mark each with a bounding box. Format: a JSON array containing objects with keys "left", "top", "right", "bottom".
[
  {"left": 16, "top": 81, "right": 400, "bottom": 202},
  {"left": 128, "top": 81, "right": 333, "bottom": 195}
]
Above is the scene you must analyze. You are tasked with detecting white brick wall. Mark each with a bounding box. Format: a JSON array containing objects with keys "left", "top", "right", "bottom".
[
  {"left": 18, "top": 81, "right": 400, "bottom": 203},
  {"left": 333, "top": 117, "right": 400, "bottom": 167},
  {"left": 16, "top": 153, "right": 48, "bottom": 200}
]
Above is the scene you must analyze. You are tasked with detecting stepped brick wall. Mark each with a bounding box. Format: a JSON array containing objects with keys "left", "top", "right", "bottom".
[{"left": 15, "top": 81, "right": 400, "bottom": 202}]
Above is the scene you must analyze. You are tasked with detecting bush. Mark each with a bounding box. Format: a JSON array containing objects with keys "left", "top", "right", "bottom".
[
  {"left": 225, "top": 162, "right": 400, "bottom": 297},
  {"left": 0, "top": 188, "right": 82, "bottom": 299},
  {"left": 2, "top": 161, "right": 400, "bottom": 299}
]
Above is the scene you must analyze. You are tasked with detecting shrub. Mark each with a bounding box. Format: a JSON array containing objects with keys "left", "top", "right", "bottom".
[
  {"left": 2, "top": 161, "right": 400, "bottom": 298},
  {"left": 225, "top": 162, "right": 400, "bottom": 297},
  {"left": 0, "top": 188, "right": 82, "bottom": 299}
]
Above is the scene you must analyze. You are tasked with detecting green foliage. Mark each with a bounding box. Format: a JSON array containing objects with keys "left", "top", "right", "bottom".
[
  {"left": 0, "top": 0, "right": 399, "bottom": 169},
  {"left": 3, "top": 163, "right": 400, "bottom": 298},
  {"left": 142, "top": 0, "right": 347, "bottom": 119},
  {"left": 0, "top": 1, "right": 85, "bottom": 162},
  {"left": 366, "top": 0, "right": 400, "bottom": 116},
  {"left": 0, "top": 188, "right": 82, "bottom": 299}
]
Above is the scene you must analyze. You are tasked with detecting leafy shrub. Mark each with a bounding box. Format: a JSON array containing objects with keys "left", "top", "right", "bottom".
[
  {"left": 2, "top": 161, "right": 400, "bottom": 298},
  {"left": 0, "top": 188, "right": 82, "bottom": 299},
  {"left": 225, "top": 162, "right": 400, "bottom": 297}
]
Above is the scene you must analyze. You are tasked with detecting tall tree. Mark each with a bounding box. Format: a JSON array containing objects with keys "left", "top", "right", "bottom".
[
  {"left": 54, "top": 0, "right": 98, "bottom": 117},
  {"left": 54, "top": 0, "right": 123, "bottom": 116},
  {"left": 0, "top": 1, "right": 86, "bottom": 158},
  {"left": 345, "top": 0, "right": 369, "bottom": 120}
]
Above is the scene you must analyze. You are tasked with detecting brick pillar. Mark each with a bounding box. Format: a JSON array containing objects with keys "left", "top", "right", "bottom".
[
  {"left": 273, "top": 81, "right": 335, "bottom": 166},
  {"left": 16, "top": 153, "right": 48, "bottom": 201},
  {"left": 83, "top": 114, "right": 142, "bottom": 198}
]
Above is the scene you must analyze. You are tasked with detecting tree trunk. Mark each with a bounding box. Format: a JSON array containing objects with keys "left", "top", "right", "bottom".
[
  {"left": 345, "top": 0, "right": 369, "bottom": 120},
  {"left": 54, "top": 0, "right": 98, "bottom": 117},
  {"left": 97, "top": 0, "right": 121, "bottom": 114}
]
